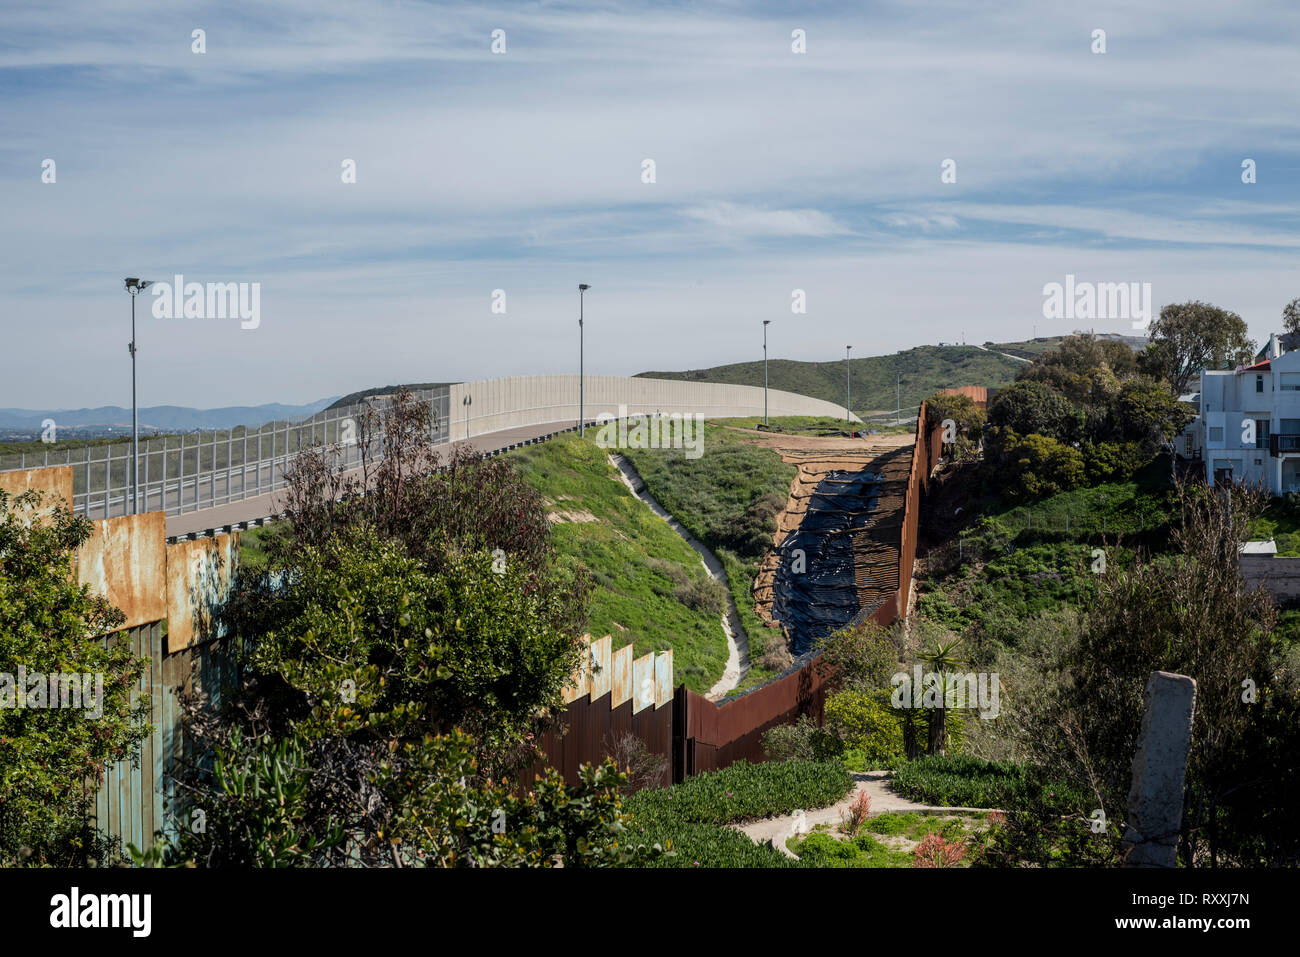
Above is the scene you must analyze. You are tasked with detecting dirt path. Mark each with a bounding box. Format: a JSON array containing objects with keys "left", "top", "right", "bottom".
[
  {"left": 608, "top": 453, "right": 749, "bottom": 699},
  {"left": 735, "top": 771, "right": 995, "bottom": 858}
]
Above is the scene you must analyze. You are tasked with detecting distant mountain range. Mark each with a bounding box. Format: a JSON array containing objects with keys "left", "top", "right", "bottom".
[{"left": 0, "top": 398, "right": 340, "bottom": 435}]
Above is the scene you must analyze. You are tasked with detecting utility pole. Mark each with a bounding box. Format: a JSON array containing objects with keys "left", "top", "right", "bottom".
[
  {"left": 124, "top": 278, "right": 153, "bottom": 514},
  {"left": 845, "top": 345, "right": 852, "bottom": 424},
  {"left": 763, "top": 320, "right": 771, "bottom": 425},
  {"left": 896, "top": 355, "right": 901, "bottom": 426},
  {"left": 578, "top": 283, "right": 590, "bottom": 436}
]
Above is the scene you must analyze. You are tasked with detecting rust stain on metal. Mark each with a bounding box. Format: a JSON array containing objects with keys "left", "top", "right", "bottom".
[
  {"left": 632, "top": 652, "right": 654, "bottom": 714},
  {"left": 0, "top": 466, "right": 74, "bottom": 522},
  {"left": 76, "top": 511, "right": 167, "bottom": 632},
  {"left": 589, "top": 635, "right": 612, "bottom": 702},
  {"left": 655, "top": 649, "right": 673, "bottom": 709},
  {"left": 562, "top": 634, "right": 592, "bottom": 704},
  {"left": 165, "top": 533, "right": 240, "bottom": 654},
  {"left": 610, "top": 643, "right": 633, "bottom": 708}
]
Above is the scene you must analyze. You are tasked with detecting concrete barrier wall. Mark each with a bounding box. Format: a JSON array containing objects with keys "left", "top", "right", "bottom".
[
  {"left": 448, "top": 374, "right": 858, "bottom": 439},
  {"left": 1241, "top": 554, "right": 1300, "bottom": 601}
]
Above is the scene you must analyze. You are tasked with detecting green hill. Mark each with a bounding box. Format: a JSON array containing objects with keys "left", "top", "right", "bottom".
[
  {"left": 638, "top": 346, "right": 1024, "bottom": 419},
  {"left": 325, "top": 383, "right": 455, "bottom": 411}
]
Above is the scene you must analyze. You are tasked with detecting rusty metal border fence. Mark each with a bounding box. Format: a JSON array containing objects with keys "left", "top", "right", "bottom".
[
  {"left": 530, "top": 402, "right": 946, "bottom": 788},
  {"left": 0, "top": 388, "right": 451, "bottom": 520}
]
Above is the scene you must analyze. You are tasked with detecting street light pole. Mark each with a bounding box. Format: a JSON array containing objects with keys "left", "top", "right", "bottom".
[
  {"left": 578, "top": 284, "right": 590, "bottom": 437},
  {"left": 763, "top": 320, "right": 771, "bottom": 426},
  {"left": 845, "top": 345, "right": 852, "bottom": 426},
  {"left": 124, "top": 278, "right": 153, "bottom": 514}
]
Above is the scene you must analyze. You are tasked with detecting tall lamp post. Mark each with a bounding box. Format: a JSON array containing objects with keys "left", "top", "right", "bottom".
[
  {"left": 763, "top": 320, "right": 771, "bottom": 425},
  {"left": 845, "top": 345, "right": 852, "bottom": 426},
  {"left": 578, "top": 283, "right": 591, "bottom": 437},
  {"left": 124, "top": 278, "right": 153, "bottom": 514}
]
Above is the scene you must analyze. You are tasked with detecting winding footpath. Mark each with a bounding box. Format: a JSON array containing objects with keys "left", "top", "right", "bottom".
[
  {"left": 608, "top": 453, "right": 749, "bottom": 699},
  {"left": 736, "top": 771, "right": 997, "bottom": 859}
]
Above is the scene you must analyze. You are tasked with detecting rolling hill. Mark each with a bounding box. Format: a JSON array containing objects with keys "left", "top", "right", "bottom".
[{"left": 638, "top": 345, "right": 1025, "bottom": 419}]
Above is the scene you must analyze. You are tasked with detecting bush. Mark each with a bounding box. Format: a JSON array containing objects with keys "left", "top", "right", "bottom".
[
  {"left": 890, "top": 755, "right": 1083, "bottom": 810},
  {"left": 0, "top": 490, "right": 151, "bottom": 867},
  {"left": 987, "top": 381, "right": 1082, "bottom": 443},
  {"left": 989, "top": 431, "right": 1086, "bottom": 501},
  {"left": 1083, "top": 441, "right": 1146, "bottom": 484},
  {"left": 824, "top": 689, "right": 905, "bottom": 768},
  {"left": 672, "top": 577, "right": 726, "bottom": 616},
  {"left": 623, "top": 760, "right": 854, "bottom": 868},
  {"left": 762, "top": 715, "right": 842, "bottom": 763}
]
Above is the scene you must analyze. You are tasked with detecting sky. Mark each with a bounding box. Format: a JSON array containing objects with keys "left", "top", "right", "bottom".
[{"left": 3, "top": 0, "right": 1300, "bottom": 409}]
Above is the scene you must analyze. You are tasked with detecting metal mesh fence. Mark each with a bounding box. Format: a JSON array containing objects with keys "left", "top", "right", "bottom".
[{"left": 0, "top": 387, "right": 451, "bottom": 519}]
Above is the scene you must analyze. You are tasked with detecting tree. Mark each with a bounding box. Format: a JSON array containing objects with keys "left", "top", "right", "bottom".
[
  {"left": 916, "top": 637, "right": 968, "bottom": 756},
  {"left": 244, "top": 525, "right": 585, "bottom": 778},
  {"left": 161, "top": 719, "right": 659, "bottom": 868},
  {"left": 1001, "top": 481, "right": 1300, "bottom": 866},
  {"left": 1108, "top": 377, "right": 1192, "bottom": 456},
  {"left": 1283, "top": 297, "right": 1300, "bottom": 337},
  {"left": 987, "top": 381, "right": 1081, "bottom": 443},
  {"left": 1141, "top": 301, "right": 1254, "bottom": 396},
  {"left": 987, "top": 430, "right": 1086, "bottom": 500},
  {"left": 0, "top": 490, "right": 150, "bottom": 866},
  {"left": 925, "top": 391, "right": 985, "bottom": 439},
  {"left": 1018, "top": 333, "right": 1136, "bottom": 406}
]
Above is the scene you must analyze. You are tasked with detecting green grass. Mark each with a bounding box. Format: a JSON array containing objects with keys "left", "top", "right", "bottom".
[
  {"left": 1251, "top": 500, "right": 1300, "bottom": 556},
  {"left": 622, "top": 424, "right": 798, "bottom": 689},
  {"left": 509, "top": 434, "right": 730, "bottom": 693},
  {"left": 638, "top": 345, "right": 1023, "bottom": 419},
  {"left": 891, "top": 755, "right": 1087, "bottom": 810},
  {"left": 786, "top": 811, "right": 991, "bottom": 867},
  {"left": 978, "top": 456, "right": 1178, "bottom": 542},
  {"left": 237, "top": 524, "right": 274, "bottom": 571},
  {"left": 716, "top": 416, "right": 911, "bottom": 437},
  {"left": 623, "top": 760, "right": 854, "bottom": 868}
]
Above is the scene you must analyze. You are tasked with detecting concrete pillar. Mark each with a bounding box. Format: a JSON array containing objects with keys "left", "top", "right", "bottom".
[{"left": 1121, "top": 671, "right": 1197, "bottom": 868}]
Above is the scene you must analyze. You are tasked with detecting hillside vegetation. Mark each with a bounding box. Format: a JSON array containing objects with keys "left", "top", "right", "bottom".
[
  {"left": 638, "top": 346, "right": 1022, "bottom": 418},
  {"left": 508, "top": 434, "right": 731, "bottom": 692},
  {"left": 623, "top": 422, "right": 798, "bottom": 690}
]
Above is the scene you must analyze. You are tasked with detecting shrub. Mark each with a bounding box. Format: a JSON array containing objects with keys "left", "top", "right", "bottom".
[
  {"left": 762, "top": 714, "right": 842, "bottom": 763},
  {"left": 890, "top": 755, "right": 1085, "bottom": 810},
  {"left": 987, "top": 381, "right": 1081, "bottom": 443},
  {"left": 672, "top": 577, "right": 726, "bottom": 616},
  {"left": 912, "top": 832, "right": 966, "bottom": 868},
  {"left": 989, "top": 431, "right": 1086, "bottom": 501},
  {"left": 824, "top": 689, "right": 905, "bottom": 768},
  {"left": 839, "top": 791, "right": 871, "bottom": 837},
  {"left": 623, "top": 760, "right": 854, "bottom": 868},
  {"left": 1083, "top": 441, "right": 1146, "bottom": 484},
  {"left": 0, "top": 490, "right": 151, "bottom": 867},
  {"left": 603, "top": 732, "right": 669, "bottom": 794}
]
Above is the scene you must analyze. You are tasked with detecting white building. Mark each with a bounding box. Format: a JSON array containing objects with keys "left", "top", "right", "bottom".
[{"left": 1180, "top": 334, "right": 1300, "bottom": 494}]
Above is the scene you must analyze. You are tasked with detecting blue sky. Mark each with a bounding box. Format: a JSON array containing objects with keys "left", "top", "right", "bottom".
[{"left": 3, "top": 0, "right": 1300, "bottom": 408}]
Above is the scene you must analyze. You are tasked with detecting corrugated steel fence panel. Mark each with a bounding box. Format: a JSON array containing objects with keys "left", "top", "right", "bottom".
[{"left": 94, "top": 625, "right": 239, "bottom": 857}]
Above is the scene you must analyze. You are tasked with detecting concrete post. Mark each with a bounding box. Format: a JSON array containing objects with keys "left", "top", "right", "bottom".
[{"left": 1121, "top": 671, "right": 1197, "bottom": 867}]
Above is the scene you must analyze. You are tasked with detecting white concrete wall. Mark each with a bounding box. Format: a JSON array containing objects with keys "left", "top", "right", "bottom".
[{"left": 447, "top": 374, "right": 857, "bottom": 440}]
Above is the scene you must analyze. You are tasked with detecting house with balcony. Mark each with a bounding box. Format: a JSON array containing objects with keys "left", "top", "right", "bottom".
[{"left": 1179, "top": 334, "right": 1300, "bottom": 495}]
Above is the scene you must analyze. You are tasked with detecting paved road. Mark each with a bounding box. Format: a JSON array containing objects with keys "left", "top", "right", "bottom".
[
  {"left": 973, "top": 342, "right": 1031, "bottom": 363},
  {"left": 165, "top": 419, "right": 582, "bottom": 539}
]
